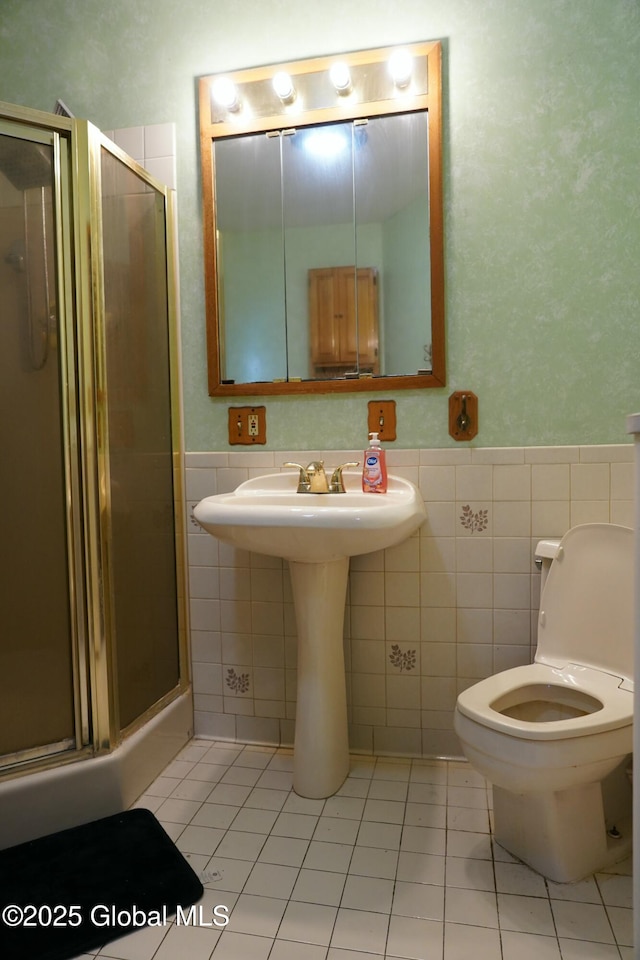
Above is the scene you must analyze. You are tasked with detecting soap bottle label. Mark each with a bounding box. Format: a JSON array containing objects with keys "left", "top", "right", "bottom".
[{"left": 364, "top": 454, "right": 383, "bottom": 487}]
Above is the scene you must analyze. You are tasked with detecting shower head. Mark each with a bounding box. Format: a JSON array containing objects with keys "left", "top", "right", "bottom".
[{"left": 0, "top": 135, "right": 52, "bottom": 191}]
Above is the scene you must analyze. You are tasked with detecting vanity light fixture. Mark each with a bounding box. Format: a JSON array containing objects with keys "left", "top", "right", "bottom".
[
  {"left": 329, "top": 61, "right": 352, "bottom": 96},
  {"left": 272, "top": 71, "right": 296, "bottom": 103},
  {"left": 388, "top": 48, "right": 413, "bottom": 88},
  {"left": 211, "top": 76, "right": 241, "bottom": 112}
]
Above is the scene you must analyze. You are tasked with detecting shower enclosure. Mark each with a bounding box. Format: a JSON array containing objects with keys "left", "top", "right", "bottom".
[{"left": 0, "top": 102, "right": 191, "bottom": 843}]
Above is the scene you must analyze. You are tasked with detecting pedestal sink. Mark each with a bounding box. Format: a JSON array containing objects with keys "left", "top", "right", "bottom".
[{"left": 193, "top": 470, "right": 426, "bottom": 798}]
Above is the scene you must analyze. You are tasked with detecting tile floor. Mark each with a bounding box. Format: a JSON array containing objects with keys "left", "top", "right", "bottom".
[{"left": 75, "top": 740, "right": 633, "bottom": 960}]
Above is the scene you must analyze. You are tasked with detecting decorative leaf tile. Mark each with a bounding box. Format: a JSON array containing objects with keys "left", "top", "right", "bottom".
[
  {"left": 226, "top": 667, "right": 250, "bottom": 694},
  {"left": 388, "top": 644, "right": 417, "bottom": 672},
  {"left": 459, "top": 504, "right": 489, "bottom": 534}
]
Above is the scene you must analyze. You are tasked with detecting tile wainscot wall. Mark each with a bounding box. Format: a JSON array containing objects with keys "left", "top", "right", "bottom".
[{"left": 185, "top": 444, "right": 633, "bottom": 758}]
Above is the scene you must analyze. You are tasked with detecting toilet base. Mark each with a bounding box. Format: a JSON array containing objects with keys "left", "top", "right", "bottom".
[{"left": 493, "top": 779, "right": 632, "bottom": 883}]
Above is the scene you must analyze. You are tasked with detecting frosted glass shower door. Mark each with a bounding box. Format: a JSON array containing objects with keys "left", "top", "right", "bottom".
[
  {"left": 99, "top": 146, "right": 181, "bottom": 731},
  {"left": 0, "top": 124, "right": 78, "bottom": 762}
]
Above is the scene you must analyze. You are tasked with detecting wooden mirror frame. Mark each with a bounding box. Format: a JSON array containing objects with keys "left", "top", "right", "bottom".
[{"left": 199, "top": 40, "right": 445, "bottom": 397}]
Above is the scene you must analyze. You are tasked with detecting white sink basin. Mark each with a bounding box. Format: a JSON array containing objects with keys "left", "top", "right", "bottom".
[
  {"left": 194, "top": 468, "right": 426, "bottom": 799},
  {"left": 193, "top": 471, "right": 426, "bottom": 563}
]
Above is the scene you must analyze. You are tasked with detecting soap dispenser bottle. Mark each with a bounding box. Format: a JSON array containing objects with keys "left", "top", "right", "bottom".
[{"left": 362, "top": 432, "right": 388, "bottom": 493}]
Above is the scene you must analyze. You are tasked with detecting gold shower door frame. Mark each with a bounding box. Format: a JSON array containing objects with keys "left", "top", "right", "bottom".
[
  {"left": 0, "top": 110, "right": 87, "bottom": 769},
  {"left": 0, "top": 102, "right": 190, "bottom": 775}
]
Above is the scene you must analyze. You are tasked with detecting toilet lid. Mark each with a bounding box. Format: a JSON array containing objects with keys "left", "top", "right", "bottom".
[{"left": 536, "top": 523, "right": 634, "bottom": 685}]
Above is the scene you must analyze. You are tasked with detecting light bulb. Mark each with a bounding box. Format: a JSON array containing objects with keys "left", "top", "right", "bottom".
[
  {"left": 329, "top": 62, "right": 352, "bottom": 95},
  {"left": 212, "top": 76, "right": 240, "bottom": 112},
  {"left": 272, "top": 71, "right": 295, "bottom": 103},
  {"left": 388, "top": 49, "right": 413, "bottom": 88}
]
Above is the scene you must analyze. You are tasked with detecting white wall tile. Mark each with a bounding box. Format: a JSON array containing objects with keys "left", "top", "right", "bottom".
[
  {"left": 352, "top": 674, "right": 386, "bottom": 707},
  {"left": 350, "top": 571, "right": 384, "bottom": 605},
  {"left": 420, "top": 448, "right": 471, "bottom": 465},
  {"left": 570, "top": 501, "right": 610, "bottom": 526},
  {"left": 419, "top": 465, "right": 455, "bottom": 500},
  {"left": 113, "top": 125, "right": 144, "bottom": 159},
  {"left": 455, "top": 465, "right": 493, "bottom": 501},
  {"left": 532, "top": 464, "right": 570, "bottom": 500},
  {"left": 457, "top": 643, "right": 493, "bottom": 679},
  {"left": 611, "top": 462, "right": 633, "bottom": 500},
  {"left": 421, "top": 607, "right": 456, "bottom": 644},
  {"left": 456, "top": 573, "right": 493, "bottom": 609},
  {"left": 531, "top": 501, "right": 570, "bottom": 539},
  {"left": 188, "top": 533, "right": 218, "bottom": 566},
  {"left": 525, "top": 446, "right": 580, "bottom": 463},
  {"left": 387, "top": 675, "right": 421, "bottom": 709},
  {"left": 420, "top": 643, "right": 456, "bottom": 676},
  {"left": 191, "top": 631, "right": 221, "bottom": 663},
  {"left": 385, "top": 537, "right": 420, "bottom": 571},
  {"left": 144, "top": 155, "right": 176, "bottom": 189},
  {"left": 385, "top": 571, "right": 420, "bottom": 606},
  {"left": 185, "top": 467, "right": 218, "bottom": 500},
  {"left": 493, "top": 501, "right": 531, "bottom": 537},
  {"left": 421, "top": 677, "right": 457, "bottom": 711},
  {"left": 472, "top": 447, "right": 524, "bottom": 464},
  {"left": 351, "top": 605, "right": 386, "bottom": 641},
  {"left": 457, "top": 608, "right": 493, "bottom": 644},
  {"left": 423, "top": 502, "right": 457, "bottom": 537},
  {"left": 421, "top": 572, "right": 456, "bottom": 608},
  {"left": 456, "top": 537, "right": 493, "bottom": 573},
  {"left": 579, "top": 444, "right": 632, "bottom": 463},
  {"left": 385, "top": 606, "right": 420, "bottom": 642},
  {"left": 189, "top": 444, "right": 631, "bottom": 759},
  {"left": 493, "top": 464, "right": 531, "bottom": 500},
  {"left": 219, "top": 568, "right": 251, "bottom": 601},
  {"left": 190, "top": 566, "right": 219, "bottom": 599},
  {"left": 570, "top": 462, "right": 610, "bottom": 500},
  {"left": 351, "top": 638, "right": 386, "bottom": 673},
  {"left": 251, "top": 636, "right": 284, "bottom": 669},
  {"left": 493, "top": 609, "right": 530, "bottom": 646},
  {"left": 493, "top": 573, "right": 530, "bottom": 610},
  {"left": 144, "top": 121, "right": 176, "bottom": 158},
  {"left": 611, "top": 500, "right": 633, "bottom": 527},
  {"left": 493, "top": 537, "right": 530, "bottom": 573},
  {"left": 420, "top": 537, "right": 455, "bottom": 572}
]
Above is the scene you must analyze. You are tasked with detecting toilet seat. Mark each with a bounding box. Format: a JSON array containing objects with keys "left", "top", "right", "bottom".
[{"left": 456, "top": 662, "right": 632, "bottom": 741}]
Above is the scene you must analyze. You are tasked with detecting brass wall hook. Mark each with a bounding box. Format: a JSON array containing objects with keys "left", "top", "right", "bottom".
[{"left": 449, "top": 391, "right": 478, "bottom": 441}]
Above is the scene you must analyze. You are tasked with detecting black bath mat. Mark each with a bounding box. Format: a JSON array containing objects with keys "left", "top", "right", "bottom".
[{"left": 0, "top": 808, "right": 204, "bottom": 960}]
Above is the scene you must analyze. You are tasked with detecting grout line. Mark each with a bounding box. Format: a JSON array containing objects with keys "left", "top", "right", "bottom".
[{"left": 123, "top": 742, "right": 634, "bottom": 960}]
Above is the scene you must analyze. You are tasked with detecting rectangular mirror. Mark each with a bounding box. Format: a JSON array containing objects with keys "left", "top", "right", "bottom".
[{"left": 199, "top": 41, "right": 445, "bottom": 396}]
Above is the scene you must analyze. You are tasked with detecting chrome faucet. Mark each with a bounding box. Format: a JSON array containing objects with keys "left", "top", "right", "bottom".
[{"left": 283, "top": 460, "right": 359, "bottom": 494}]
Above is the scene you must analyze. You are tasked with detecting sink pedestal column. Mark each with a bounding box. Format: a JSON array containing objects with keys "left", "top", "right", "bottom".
[{"left": 288, "top": 557, "right": 350, "bottom": 799}]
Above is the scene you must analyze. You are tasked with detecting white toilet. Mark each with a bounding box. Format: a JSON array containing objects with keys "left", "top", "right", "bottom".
[{"left": 454, "top": 523, "right": 634, "bottom": 882}]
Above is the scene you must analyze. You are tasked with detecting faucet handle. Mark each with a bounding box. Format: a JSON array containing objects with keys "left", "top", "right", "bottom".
[
  {"left": 329, "top": 462, "right": 360, "bottom": 493},
  {"left": 283, "top": 462, "right": 310, "bottom": 492}
]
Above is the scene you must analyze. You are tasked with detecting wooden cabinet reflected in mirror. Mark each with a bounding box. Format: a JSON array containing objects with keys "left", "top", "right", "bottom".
[
  {"left": 309, "top": 267, "right": 379, "bottom": 379},
  {"left": 199, "top": 41, "right": 445, "bottom": 396}
]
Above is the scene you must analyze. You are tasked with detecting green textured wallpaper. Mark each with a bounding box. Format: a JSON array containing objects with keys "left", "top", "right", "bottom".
[{"left": 0, "top": 0, "right": 638, "bottom": 449}]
